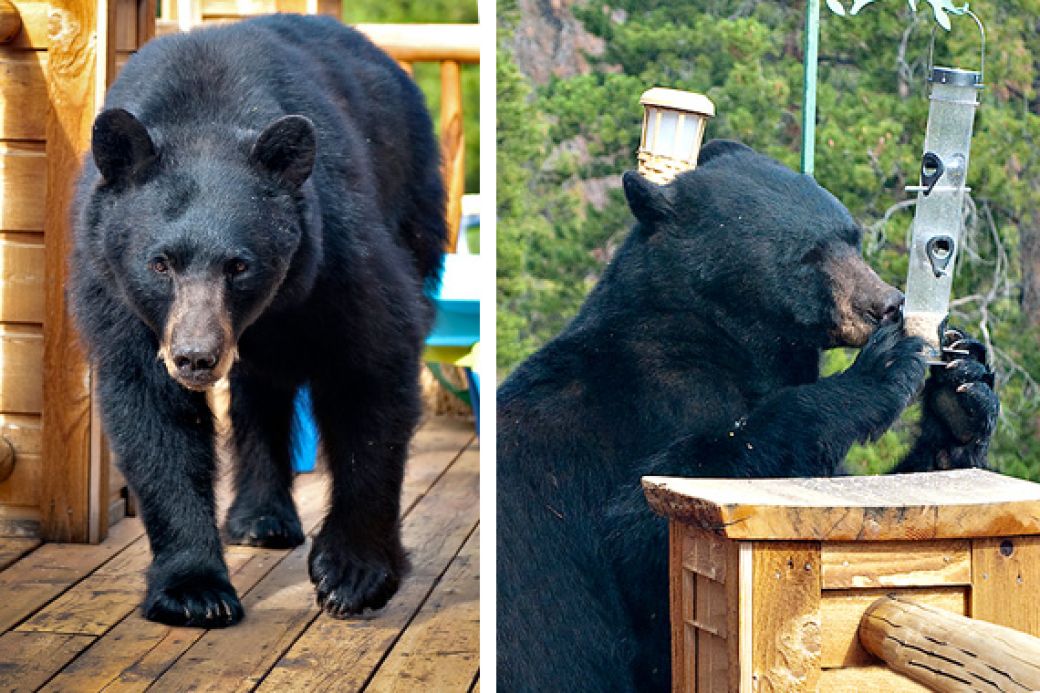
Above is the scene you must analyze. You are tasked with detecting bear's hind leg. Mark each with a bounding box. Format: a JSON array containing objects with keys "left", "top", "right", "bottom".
[
  {"left": 224, "top": 376, "right": 305, "bottom": 549},
  {"left": 306, "top": 371, "right": 419, "bottom": 617}
]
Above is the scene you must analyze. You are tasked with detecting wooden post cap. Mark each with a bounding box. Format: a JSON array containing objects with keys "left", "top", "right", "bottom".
[
  {"left": 0, "top": 0, "right": 21, "bottom": 43},
  {"left": 642, "top": 469, "right": 1040, "bottom": 541},
  {"left": 859, "top": 595, "right": 1040, "bottom": 691}
]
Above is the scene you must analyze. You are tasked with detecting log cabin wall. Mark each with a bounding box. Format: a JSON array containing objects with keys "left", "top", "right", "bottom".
[{"left": 0, "top": 0, "right": 155, "bottom": 540}]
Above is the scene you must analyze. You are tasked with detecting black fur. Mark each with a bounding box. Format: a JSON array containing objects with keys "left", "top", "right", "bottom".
[
  {"left": 70, "top": 15, "right": 445, "bottom": 628},
  {"left": 496, "top": 142, "right": 998, "bottom": 690}
]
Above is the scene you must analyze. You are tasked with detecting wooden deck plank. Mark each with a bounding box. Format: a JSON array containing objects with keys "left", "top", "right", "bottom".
[
  {"left": 366, "top": 525, "right": 480, "bottom": 691},
  {"left": 0, "top": 536, "right": 39, "bottom": 571},
  {"left": 26, "top": 475, "right": 329, "bottom": 690},
  {"left": 0, "top": 517, "right": 144, "bottom": 632},
  {"left": 34, "top": 418, "right": 473, "bottom": 691},
  {"left": 0, "top": 631, "right": 95, "bottom": 692},
  {"left": 257, "top": 446, "right": 479, "bottom": 692}
]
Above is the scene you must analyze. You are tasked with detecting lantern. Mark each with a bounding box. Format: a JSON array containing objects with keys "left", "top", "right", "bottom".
[{"left": 637, "top": 88, "right": 715, "bottom": 184}]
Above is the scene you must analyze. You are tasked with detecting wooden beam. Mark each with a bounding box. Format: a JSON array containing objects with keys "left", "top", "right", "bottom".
[
  {"left": 440, "top": 59, "right": 463, "bottom": 251},
  {"left": 355, "top": 24, "right": 479, "bottom": 64},
  {"left": 41, "top": 0, "right": 109, "bottom": 542},
  {"left": 859, "top": 595, "right": 1040, "bottom": 692}
]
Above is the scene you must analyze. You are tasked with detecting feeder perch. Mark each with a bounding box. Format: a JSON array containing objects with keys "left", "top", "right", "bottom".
[
  {"left": 637, "top": 88, "right": 715, "bottom": 184},
  {"left": 643, "top": 469, "right": 1040, "bottom": 691}
]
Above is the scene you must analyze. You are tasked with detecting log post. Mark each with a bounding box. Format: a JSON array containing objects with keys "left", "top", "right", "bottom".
[
  {"left": 859, "top": 595, "right": 1040, "bottom": 692},
  {"left": 0, "top": 0, "right": 20, "bottom": 43},
  {"left": 440, "top": 59, "right": 464, "bottom": 252}
]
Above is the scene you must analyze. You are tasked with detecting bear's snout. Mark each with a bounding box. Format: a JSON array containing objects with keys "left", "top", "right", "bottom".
[
  {"left": 870, "top": 288, "right": 904, "bottom": 326},
  {"left": 158, "top": 278, "right": 236, "bottom": 390}
]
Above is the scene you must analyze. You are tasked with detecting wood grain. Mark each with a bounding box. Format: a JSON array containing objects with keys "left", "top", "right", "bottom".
[
  {"left": 644, "top": 470, "right": 1040, "bottom": 541},
  {"left": 820, "top": 586, "right": 966, "bottom": 668},
  {"left": 817, "top": 665, "right": 932, "bottom": 692},
  {"left": 0, "top": 324, "right": 42, "bottom": 413},
  {"left": 0, "top": 413, "right": 41, "bottom": 506},
  {"left": 0, "top": 0, "right": 21, "bottom": 43},
  {"left": 971, "top": 535, "right": 1040, "bottom": 637},
  {"left": 750, "top": 542, "right": 821, "bottom": 691},
  {"left": 0, "top": 517, "right": 143, "bottom": 631},
  {"left": 366, "top": 526, "right": 479, "bottom": 691},
  {"left": 0, "top": 232, "right": 45, "bottom": 323},
  {"left": 256, "top": 447, "right": 479, "bottom": 692},
  {"left": 42, "top": 0, "right": 105, "bottom": 542},
  {"left": 860, "top": 595, "right": 1040, "bottom": 692},
  {"left": 0, "top": 52, "right": 47, "bottom": 140},
  {"left": 0, "top": 534, "right": 36, "bottom": 570},
  {"left": 0, "top": 141, "right": 47, "bottom": 232},
  {"left": 355, "top": 24, "right": 480, "bottom": 64},
  {"left": 0, "top": 631, "right": 95, "bottom": 692},
  {"left": 820, "top": 540, "right": 970, "bottom": 589},
  {"left": 0, "top": 0, "right": 47, "bottom": 49},
  {"left": 440, "top": 59, "right": 464, "bottom": 251},
  {"left": 669, "top": 522, "right": 685, "bottom": 691}
]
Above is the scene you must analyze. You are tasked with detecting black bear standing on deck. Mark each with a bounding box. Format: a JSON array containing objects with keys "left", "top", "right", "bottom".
[
  {"left": 70, "top": 15, "right": 445, "bottom": 627},
  {"left": 497, "top": 142, "right": 999, "bottom": 691}
]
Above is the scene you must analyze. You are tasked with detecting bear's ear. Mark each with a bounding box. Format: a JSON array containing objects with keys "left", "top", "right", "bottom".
[
  {"left": 92, "top": 109, "right": 157, "bottom": 183},
  {"left": 697, "top": 139, "right": 754, "bottom": 166},
  {"left": 622, "top": 170, "right": 673, "bottom": 227},
  {"left": 250, "top": 115, "right": 317, "bottom": 190}
]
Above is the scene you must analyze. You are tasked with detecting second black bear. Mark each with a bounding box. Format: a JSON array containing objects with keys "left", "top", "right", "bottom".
[
  {"left": 497, "top": 141, "right": 999, "bottom": 690},
  {"left": 71, "top": 15, "right": 444, "bottom": 626}
]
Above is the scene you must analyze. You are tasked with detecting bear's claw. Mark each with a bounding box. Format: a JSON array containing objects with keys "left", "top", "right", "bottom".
[
  {"left": 308, "top": 539, "right": 402, "bottom": 618},
  {"left": 143, "top": 574, "right": 243, "bottom": 628},
  {"left": 224, "top": 505, "right": 305, "bottom": 549}
]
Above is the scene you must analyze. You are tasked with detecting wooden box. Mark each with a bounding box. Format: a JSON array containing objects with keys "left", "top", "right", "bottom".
[{"left": 643, "top": 469, "right": 1040, "bottom": 692}]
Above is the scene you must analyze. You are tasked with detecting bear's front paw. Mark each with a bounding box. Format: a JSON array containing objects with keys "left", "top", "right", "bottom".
[
  {"left": 848, "top": 322, "right": 927, "bottom": 407},
  {"left": 925, "top": 329, "right": 999, "bottom": 447},
  {"left": 308, "top": 531, "right": 405, "bottom": 618},
  {"left": 143, "top": 570, "right": 243, "bottom": 628},
  {"left": 224, "top": 499, "right": 305, "bottom": 549}
]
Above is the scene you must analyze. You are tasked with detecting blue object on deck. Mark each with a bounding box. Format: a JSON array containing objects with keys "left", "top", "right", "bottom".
[
  {"left": 291, "top": 386, "right": 319, "bottom": 473},
  {"left": 427, "top": 254, "right": 480, "bottom": 347}
]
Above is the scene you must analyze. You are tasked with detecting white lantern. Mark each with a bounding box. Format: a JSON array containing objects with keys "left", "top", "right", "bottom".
[{"left": 638, "top": 88, "right": 716, "bottom": 184}]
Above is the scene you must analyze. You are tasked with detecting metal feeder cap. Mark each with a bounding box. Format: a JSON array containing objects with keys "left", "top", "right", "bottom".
[
  {"left": 929, "top": 66, "right": 983, "bottom": 88},
  {"left": 639, "top": 88, "right": 716, "bottom": 117}
]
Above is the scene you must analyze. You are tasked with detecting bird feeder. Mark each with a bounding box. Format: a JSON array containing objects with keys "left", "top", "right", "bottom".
[
  {"left": 637, "top": 88, "right": 715, "bottom": 184},
  {"left": 903, "top": 15, "right": 985, "bottom": 358}
]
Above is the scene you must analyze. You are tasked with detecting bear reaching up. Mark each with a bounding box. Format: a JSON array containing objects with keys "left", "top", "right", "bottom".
[{"left": 496, "top": 140, "right": 998, "bottom": 691}]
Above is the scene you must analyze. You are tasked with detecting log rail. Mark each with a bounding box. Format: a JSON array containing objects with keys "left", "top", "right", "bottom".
[{"left": 859, "top": 595, "right": 1040, "bottom": 692}]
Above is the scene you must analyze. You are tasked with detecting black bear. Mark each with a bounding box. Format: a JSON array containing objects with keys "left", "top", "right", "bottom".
[
  {"left": 70, "top": 15, "right": 445, "bottom": 627},
  {"left": 497, "top": 141, "right": 998, "bottom": 691}
]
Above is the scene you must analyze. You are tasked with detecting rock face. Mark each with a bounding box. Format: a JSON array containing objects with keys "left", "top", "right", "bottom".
[{"left": 511, "top": 0, "right": 604, "bottom": 84}]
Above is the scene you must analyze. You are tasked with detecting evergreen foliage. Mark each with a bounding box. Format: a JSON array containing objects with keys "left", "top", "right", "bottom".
[{"left": 497, "top": 0, "right": 1040, "bottom": 477}]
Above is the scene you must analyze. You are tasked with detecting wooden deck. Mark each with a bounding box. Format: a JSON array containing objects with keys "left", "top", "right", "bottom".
[{"left": 0, "top": 417, "right": 479, "bottom": 692}]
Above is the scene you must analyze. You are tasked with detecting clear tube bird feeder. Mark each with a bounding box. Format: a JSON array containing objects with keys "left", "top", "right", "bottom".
[
  {"left": 903, "top": 13, "right": 985, "bottom": 359},
  {"left": 638, "top": 88, "right": 715, "bottom": 184}
]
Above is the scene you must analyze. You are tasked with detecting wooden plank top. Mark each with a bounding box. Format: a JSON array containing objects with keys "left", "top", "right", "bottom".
[{"left": 643, "top": 469, "right": 1040, "bottom": 541}]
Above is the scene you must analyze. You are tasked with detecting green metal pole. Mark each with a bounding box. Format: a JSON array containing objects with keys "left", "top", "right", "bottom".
[{"left": 801, "top": 0, "right": 820, "bottom": 177}]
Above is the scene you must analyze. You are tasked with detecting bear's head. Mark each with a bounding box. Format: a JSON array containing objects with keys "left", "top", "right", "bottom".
[
  {"left": 79, "top": 108, "right": 321, "bottom": 391},
  {"left": 621, "top": 140, "right": 902, "bottom": 350}
]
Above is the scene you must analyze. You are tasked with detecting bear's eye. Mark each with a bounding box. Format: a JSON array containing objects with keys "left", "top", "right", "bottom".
[
  {"left": 226, "top": 259, "right": 249, "bottom": 277},
  {"left": 149, "top": 257, "right": 170, "bottom": 274}
]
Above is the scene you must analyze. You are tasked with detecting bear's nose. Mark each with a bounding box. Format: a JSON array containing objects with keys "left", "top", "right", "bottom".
[
  {"left": 875, "top": 289, "right": 904, "bottom": 325},
  {"left": 172, "top": 347, "right": 218, "bottom": 373}
]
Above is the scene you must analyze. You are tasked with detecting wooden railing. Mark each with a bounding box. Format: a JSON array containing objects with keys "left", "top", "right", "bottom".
[{"left": 155, "top": 10, "right": 479, "bottom": 250}]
